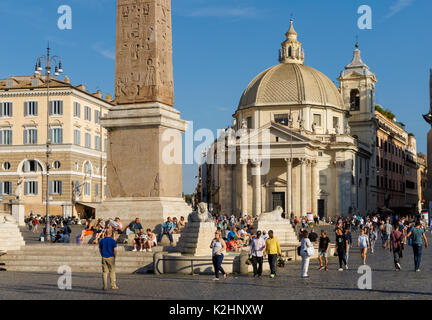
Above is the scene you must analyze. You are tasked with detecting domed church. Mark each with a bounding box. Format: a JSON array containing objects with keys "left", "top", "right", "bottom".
[{"left": 201, "top": 20, "right": 377, "bottom": 219}]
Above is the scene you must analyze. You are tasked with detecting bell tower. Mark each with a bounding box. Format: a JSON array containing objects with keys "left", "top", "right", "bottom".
[{"left": 339, "top": 43, "right": 378, "bottom": 214}]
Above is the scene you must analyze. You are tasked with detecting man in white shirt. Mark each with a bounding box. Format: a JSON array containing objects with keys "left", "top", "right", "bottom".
[{"left": 250, "top": 231, "right": 266, "bottom": 277}]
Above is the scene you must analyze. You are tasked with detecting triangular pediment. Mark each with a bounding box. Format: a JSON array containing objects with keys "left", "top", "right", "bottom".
[{"left": 240, "top": 121, "right": 311, "bottom": 145}]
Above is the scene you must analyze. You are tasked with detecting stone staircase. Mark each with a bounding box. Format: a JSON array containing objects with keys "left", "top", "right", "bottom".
[
  {"left": 254, "top": 219, "right": 299, "bottom": 246},
  {"left": 0, "top": 223, "right": 25, "bottom": 252},
  {"left": 0, "top": 244, "right": 159, "bottom": 273}
]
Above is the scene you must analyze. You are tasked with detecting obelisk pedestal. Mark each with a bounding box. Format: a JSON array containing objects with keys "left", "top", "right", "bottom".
[{"left": 97, "top": 0, "right": 191, "bottom": 232}]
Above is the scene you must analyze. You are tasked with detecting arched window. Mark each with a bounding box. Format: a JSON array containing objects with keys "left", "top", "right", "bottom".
[
  {"left": 350, "top": 89, "right": 360, "bottom": 111},
  {"left": 288, "top": 46, "right": 292, "bottom": 57}
]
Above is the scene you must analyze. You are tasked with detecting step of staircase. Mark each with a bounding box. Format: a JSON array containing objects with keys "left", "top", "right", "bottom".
[{"left": 0, "top": 244, "right": 158, "bottom": 274}]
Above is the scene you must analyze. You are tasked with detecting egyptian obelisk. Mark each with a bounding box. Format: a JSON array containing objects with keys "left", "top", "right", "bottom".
[
  {"left": 423, "top": 69, "right": 432, "bottom": 212},
  {"left": 98, "top": 0, "right": 191, "bottom": 230}
]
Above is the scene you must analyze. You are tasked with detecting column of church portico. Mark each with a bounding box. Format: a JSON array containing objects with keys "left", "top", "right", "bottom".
[
  {"left": 311, "top": 160, "right": 317, "bottom": 215},
  {"left": 300, "top": 158, "right": 307, "bottom": 217},
  {"left": 285, "top": 158, "right": 293, "bottom": 218},
  {"left": 251, "top": 159, "right": 262, "bottom": 217},
  {"left": 240, "top": 159, "right": 248, "bottom": 216}
]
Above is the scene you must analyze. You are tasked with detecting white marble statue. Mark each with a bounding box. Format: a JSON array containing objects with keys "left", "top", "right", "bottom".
[
  {"left": 258, "top": 206, "right": 284, "bottom": 221},
  {"left": 189, "top": 202, "right": 213, "bottom": 223},
  {"left": 14, "top": 177, "right": 23, "bottom": 201}
]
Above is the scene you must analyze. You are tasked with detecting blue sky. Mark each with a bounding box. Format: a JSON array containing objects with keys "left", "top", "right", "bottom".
[{"left": 0, "top": 0, "right": 430, "bottom": 193}]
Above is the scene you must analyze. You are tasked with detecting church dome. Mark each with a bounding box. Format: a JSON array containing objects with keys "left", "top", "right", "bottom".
[{"left": 238, "top": 20, "right": 344, "bottom": 110}]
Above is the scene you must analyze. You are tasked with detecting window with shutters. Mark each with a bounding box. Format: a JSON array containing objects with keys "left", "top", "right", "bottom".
[
  {"left": 49, "top": 180, "right": 62, "bottom": 195},
  {"left": 84, "top": 106, "right": 92, "bottom": 121},
  {"left": 23, "top": 160, "right": 38, "bottom": 173},
  {"left": 0, "top": 181, "right": 12, "bottom": 195},
  {"left": 74, "top": 129, "right": 81, "bottom": 146},
  {"left": 49, "top": 100, "right": 63, "bottom": 116},
  {"left": 84, "top": 182, "right": 91, "bottom": 196},
  {"left": 0, "top": 129, "right": 12, "bottom": 145},
  {"left": 49, "top": 127, "right": 63, "bottom": 144},
  {"left": 84, "top": 162, "right": 92, "bottom": 175},
  {"left": 24, "top": 128, "right": 38, "bottom": 144},
  {"left": 95, "top": 183, "right": 99, "bottom": 196},
  {"left": 94, "top": 109, "right": 100, "bottom": 124},
  {"left": 73, "top": 102, "right": 81, "bottom": 118},
  {"left": 95, "top": 135, "right": 101, "bottom": 150},
  {"left": 0, "top": 102, "right": 13, "bottom": 117},
  {"left": 85, "top": 132, "right": 91, "bottom": 148},
  {"left": 24, "top": 101, "right": 38, "bottom": 116},
  {"left": 24, "top": 181, "right": 38, "bottom": 195}
]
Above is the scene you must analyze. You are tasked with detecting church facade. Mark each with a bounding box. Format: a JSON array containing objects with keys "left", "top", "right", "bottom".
[{"left": 200, "top": 21, "right": 377, "bottom": 218}]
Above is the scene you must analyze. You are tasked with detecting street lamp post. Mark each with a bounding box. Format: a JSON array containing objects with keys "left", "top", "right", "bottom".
[{"left": 34, "top": 44, "right": 63, "bottom": 241}]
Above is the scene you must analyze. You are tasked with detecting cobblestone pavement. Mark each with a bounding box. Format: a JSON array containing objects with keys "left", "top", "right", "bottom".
[{"left": 1, "top": 229, "right": 431, "bottom": 300}]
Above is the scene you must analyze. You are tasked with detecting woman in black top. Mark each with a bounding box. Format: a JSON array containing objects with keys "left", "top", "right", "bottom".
[{"left": 335, "top": 228, "right": 348, "bottom": 271}]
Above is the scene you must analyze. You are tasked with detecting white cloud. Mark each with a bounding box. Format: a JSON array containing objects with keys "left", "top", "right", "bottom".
[
  {"left": 187, "top": 7, "right": 256, "bottom": 18},
  {"left": 92, "top": 42, "right": 115, "bottom": 60},
  {"left": 385, "top": 0, "right": 415, "bottom": 18}
]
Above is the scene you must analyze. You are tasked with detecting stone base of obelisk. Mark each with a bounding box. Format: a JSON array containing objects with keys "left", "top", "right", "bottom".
[{"left": 96, "top": 197, "right": 192, "bottom": 233}]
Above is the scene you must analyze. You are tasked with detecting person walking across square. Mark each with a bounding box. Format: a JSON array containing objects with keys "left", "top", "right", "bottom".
[
  {"left": 265, "top": 230, "right": 281, "bottom": 278},
  {"left": 406, "top": 220, "right": 428, "bottom": 272}
]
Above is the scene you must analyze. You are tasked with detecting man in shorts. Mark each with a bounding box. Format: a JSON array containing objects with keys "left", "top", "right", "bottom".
[{"left": 318, "top": 230, "right": 330, "bottom": 271}]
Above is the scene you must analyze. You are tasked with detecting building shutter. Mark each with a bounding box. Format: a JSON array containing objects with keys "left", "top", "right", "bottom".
[
  {"left": 49, "top": 181, "right": 53, "bottom": 194},
  {"left": 24, "top": 130, "right": 28, "bottom": 144},
  {"left": 34, "top": 130, "right": 38, "bottom": 144},
  {"left": 59, "top": 181, "right": 63, "bottom": 195},
  {"left": 24, "top": 182, "right": 29, "bottom": 195},
  {"left": 49, "top": 101, "right": 53, "bottom": 115},
  {"left": 9, "top": 103, "right": 12, "bottom": 117},
  {"left": 0, "top": 103, "right": 3, "bottom": 117},
  {"left": 34, "top": 182, "right": 38, "bottom": 195},
  {"left": 34, "top": 102, "right": 38, "bottom": 116},
  {"left": 24, "top": 102, "right": 28, "bottom": 117},
  {"left": 0, "top": 182, "right": 3, "bottom": 195},
  {"left": 7, "top": 182, "right": 12, "bottom": 195}
]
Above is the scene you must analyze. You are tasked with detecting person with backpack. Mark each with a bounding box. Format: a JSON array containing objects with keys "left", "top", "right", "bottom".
[
  {"left": 390, "top": 224, "right": 404, "bottom": 271},
  {"left": 300, "top": 230, "right": 314, "bottom": 278},
  {"left": 406, "top": 220, "right": 428, "bottom": 272}
]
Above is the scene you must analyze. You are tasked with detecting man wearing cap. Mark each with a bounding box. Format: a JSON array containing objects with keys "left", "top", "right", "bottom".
[
  {"left": 250, "top": 231, "right": 266, "bottom": 277},
  {"left": 265, "top": 230, "right": 281, "bottom": 278}
]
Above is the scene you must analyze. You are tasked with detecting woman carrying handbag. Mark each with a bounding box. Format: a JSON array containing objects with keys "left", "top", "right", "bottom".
[{"left": 300, "top": 230, "right": 314, "bottom": 278}]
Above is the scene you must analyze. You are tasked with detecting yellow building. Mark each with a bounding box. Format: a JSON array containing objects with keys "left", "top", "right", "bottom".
[{"left": 0, "top": 75, "right": 113, "bottom": 219}]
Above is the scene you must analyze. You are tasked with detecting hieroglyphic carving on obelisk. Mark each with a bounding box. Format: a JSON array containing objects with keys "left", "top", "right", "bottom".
[{"left": 115, "top": 0, "right": 174, "bottom": 106}]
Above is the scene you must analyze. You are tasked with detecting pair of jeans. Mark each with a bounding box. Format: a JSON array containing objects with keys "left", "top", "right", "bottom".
[
  {"left": 412, "top": 244, "right": 423, "bottom": 270},
  {"left": 338, "top": 250, "right": 347, "bottom": 268},
  {"left": 212, "top": 254, "right": 225, "bottom": 278},
  {"left": 268, "top": 254, "right": 277, "bottom": 275},
  {"left": 102, "top": 257, "right": 117, "bottom": 289},
  {"left": 345, "top": 247, "right": 350, "bottom": 264},
  {"left": 393, "top": 247, "right": 403, "bottom": 268},
  {"left": 157, "top": 232, "right": 173, "bottom": 243},
  {"left": 251, "top": 256, "right": 263, "bottom": 276}
]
